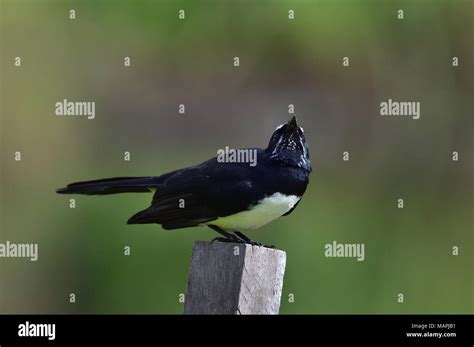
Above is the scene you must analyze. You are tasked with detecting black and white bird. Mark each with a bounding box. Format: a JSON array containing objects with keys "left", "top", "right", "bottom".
[{"left": 57, "top": 116, "right": 312, "bottom": 247}]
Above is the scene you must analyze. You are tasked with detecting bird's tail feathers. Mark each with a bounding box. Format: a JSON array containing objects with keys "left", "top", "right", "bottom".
[{"left": 56, "top": 177, "right": 159, "bottom": 195}]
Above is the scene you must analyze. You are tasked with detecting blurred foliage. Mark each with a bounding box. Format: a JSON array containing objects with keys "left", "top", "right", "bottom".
[{"left": 1, "top": 0, "right": 472, "bottom": 313}]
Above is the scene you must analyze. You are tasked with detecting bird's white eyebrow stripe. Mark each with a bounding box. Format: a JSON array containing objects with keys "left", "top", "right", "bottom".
[{"left": 275, "top": 124, "right": 285, "bottom": 131}]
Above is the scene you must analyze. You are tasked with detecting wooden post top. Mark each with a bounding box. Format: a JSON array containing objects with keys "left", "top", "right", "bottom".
[{"left": 184, "top": 241, "right": 287, "bottom": 315}]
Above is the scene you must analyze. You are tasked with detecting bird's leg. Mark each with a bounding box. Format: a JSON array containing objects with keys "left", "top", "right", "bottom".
[
  {"left": 208, "top": 225, "right": 243, "bottom": 244},
  {"left": 233, "top": 231, "right": 275, "bottom": 249},
  {"left": 233, "top": 231, "right": 253, "bottom": 243}
]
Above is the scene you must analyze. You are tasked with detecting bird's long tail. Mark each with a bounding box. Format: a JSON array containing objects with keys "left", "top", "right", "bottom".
[{"left": 56, "top": 177, "right": 159, "bottom": 195}]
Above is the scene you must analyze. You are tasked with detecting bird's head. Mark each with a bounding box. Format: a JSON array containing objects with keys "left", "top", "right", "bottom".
[{"left": 266, "top": 116, "right": 311, "bottom": 171}]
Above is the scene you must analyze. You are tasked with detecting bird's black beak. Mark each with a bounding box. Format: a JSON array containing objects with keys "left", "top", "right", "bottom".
[{"left": 287, "top": 116, "right": 298, "bottom": 132}]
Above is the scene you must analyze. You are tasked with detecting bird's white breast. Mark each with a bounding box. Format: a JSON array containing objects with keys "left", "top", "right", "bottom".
[{"left": 205, "top": 193, "right": 300, "bottom": 231}]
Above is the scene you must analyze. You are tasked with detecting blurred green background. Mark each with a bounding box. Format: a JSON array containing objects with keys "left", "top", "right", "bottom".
[{"left": 1, "top": 0, "right": 472, "bottom": 314}]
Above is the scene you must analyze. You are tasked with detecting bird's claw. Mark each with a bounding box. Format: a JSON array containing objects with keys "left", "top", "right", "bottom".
[
  {"left": 247, "top": 241, "right": 275, "bottom": 249},
  {"left": 211, "top": 237, "right": 274, "bottom": 249},
  {"left": 211, "top": 236, "right": 243, "bottom": 244}
]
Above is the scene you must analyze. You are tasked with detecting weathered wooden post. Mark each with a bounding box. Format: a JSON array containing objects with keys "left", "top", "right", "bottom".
[{"left": 184, "top": 241, "right": 286, "bottom": 314}]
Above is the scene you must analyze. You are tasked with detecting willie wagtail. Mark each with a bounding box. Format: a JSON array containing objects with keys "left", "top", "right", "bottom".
[{"left": 57, "top": 116, "right": 312, "bottom": 247}]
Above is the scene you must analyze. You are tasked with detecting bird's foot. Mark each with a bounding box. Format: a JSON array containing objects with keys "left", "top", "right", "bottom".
[
  {"left": 208, "top": 226, "right": 276, "bottom": 248},
  {"left": 248, "top": 240, "right": 275, "bottom": 249},
  {"left": 233, "top": 231, "right": 276, "bottom": 249},
  {"left": 211, "top": 237, "right": 275, "bottom": 249},
  {"left": 262, "top": 243, "right": 276, "bottom": 249},
  {"left": 211, "top": 236, "right": 244, "bottom": 244},
  {"left": 249, "top": 241, "right": 275, "bottom": 249}
]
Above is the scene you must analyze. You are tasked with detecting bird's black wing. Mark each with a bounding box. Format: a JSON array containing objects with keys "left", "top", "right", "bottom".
[{"left": 127, "top": 156, "right": 262, "bottom": 229}]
